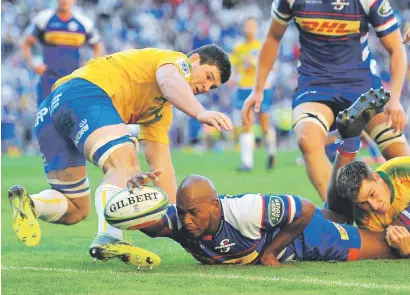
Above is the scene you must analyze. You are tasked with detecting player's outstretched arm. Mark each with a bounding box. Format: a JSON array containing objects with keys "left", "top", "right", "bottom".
[
  {"left": 326, "top": 152, "right": 355, "bottom": 220},
  {"left": 260, "top": 198, "right": 315, "bottom": 266},
  {"left": 156, "top": 64, "right": 232, "bottom": 131},
  {"left": 242, "top": 19, "right": 286, "bottom": 125},
  {"left": 380, "top": 30, "right": 407, "bottom": 132}
]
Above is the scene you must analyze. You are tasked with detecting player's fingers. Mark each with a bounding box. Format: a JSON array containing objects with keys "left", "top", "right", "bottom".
[
  {"left": 219, "top": 113, "right": 233, "bottom": 131},
  {"left": 209, "top": 117, "right": 221, "bottom": 131},
  {"left": 254, "top": 100, "right": 261, "bottom": 113},
  {"left": 397, "top": 226, "right": 409, "bottom": 236},
  {"left": 213, "top": 115, "right": 230, "bottom": 131},
  {"left": 390, "top": 112, "right": 399, "bottom": 133},
  {"left": 385, "top": 234, "right": 392, "bottom": 246}
]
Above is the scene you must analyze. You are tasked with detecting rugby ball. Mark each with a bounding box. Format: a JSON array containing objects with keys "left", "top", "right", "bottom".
[{"left": 104, "top": 185, "right": 169, "bottom": 230}]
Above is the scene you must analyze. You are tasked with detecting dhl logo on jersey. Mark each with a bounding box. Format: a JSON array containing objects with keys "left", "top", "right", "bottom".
[
  {"left": 295, "top": 17, "right": 360, "bottom": 36},
  {"left": 44, "top": 31, "right": 86, "bottom": 47}
]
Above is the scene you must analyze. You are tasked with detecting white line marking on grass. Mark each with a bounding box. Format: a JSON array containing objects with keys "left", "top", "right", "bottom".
[{"left": 3, "top": 265, "right": 410, "bottom": 291}]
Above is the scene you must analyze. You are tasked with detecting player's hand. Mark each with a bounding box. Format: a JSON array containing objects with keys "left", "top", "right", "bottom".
[
  {"left": 196, "top": 111, "right": 233, "bottom": 132},
  {"left": 34, "top": 64, "right": 47, "bottom": 75},
  {"left": 385, "top": 225, "right": 410, "bottom": 257},
  {"left": 383, "top": 100, "right": 406, "bottom": 133},
  {"left": 403, "top": 29, "right": 410, "bottom": 45},
  {"left": 241, "top": 90, "right": 263, "bottom": 127},
  {"left": 260, "top": 252, "right": 282, "bottom": 267},
  {"left": 127, "top": 170, "right": 162, "bottom": 192}
]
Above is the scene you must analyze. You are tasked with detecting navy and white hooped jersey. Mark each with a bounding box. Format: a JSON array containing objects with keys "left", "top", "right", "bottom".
[
  {"left": 271, "top": 0, "right": 399, "bottom": 91},
  {"left": 26, "top": 9, "right": 100, "bottom": 79},
  {"left": 161, "top": 193, "right": 303, "bottom": 264}
]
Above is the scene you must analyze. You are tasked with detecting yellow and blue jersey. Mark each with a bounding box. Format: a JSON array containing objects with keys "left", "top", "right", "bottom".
[
  {"left": 355, "top": 157, "right": 410, "bottom": 231},
  {"left": 26, "top": 9, "right": 100, "bottom": 78},
  {"left": 230, "top": 40, "right": 262, "bottom": 89},
  {"left": 53, "top": 48, "right": 192, "bottom": 144},
  {"left": 271, "top": 0, "right": 399, "bottom": 93}
]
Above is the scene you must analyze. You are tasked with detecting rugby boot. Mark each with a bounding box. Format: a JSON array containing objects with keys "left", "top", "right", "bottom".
[{"left": 336, "top": 87, "right": 390, "bottom": 138}]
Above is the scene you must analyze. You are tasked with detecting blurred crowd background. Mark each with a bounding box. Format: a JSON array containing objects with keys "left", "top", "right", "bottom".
[{"left": 2, "top": 0, "right": 410, "bottom": 156}]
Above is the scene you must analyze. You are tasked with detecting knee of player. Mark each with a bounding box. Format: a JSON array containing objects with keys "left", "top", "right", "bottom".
[{"left": 297, "top": 132, "right": 324, "bottom": 153}]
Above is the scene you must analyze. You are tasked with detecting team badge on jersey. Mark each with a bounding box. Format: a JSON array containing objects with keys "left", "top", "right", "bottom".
[
  {"left": 176, "top": 59, "right": 191, "bottom": 78},
  {"left": 68, "top": 21, "right": 79, "bottom": 32},
  {"left": 378, "top": 0, "right": 393, "bottom": 17},
  {"left": 331, "top": 0, "right": 349, "bottom": 11},
  {"left": 268, "top": 196, "right": 284, "bottom": 226},
  {"left": 215, "top": 239, "right": 235, "bottom": 253}
]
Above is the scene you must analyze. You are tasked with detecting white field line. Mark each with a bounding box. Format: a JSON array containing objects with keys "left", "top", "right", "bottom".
[{"left": 2, "top": 265, "right": 410, "bottom": 291}]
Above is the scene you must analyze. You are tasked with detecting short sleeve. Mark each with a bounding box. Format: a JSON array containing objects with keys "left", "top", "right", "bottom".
[
  {"left": 367, "top": 0, "right": 398, "bottom": 37},
  {"left": 271, "top": 0, "right": 293, "bottom": 26},
  {"left": 156, "top": 52, "right": 192, "bottom": 80},
  {"left": 398, "top": 206, "right": 410, "bottom": 232}
]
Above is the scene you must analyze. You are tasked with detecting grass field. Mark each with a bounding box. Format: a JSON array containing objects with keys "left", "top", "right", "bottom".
[{"left": 2, "top": 151, "right": 410, "bottom": 295}]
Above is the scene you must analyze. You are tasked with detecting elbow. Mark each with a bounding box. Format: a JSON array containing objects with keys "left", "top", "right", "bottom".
[{"left": 301, "top": 200, "right": 316, "bottom": 224}]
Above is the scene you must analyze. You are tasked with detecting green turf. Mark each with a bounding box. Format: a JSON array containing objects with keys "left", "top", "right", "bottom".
[{"left": 2, "top": 152, "right": 410, "bottom": 295}]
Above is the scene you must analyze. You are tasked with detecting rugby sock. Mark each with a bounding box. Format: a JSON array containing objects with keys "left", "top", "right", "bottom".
[
  {"left": 264, "top": 129, "right": 277, "bottom": 156},
  {"left": 95, "top": 184, "right": 123, "bottom": 239},
  {"left": 31, "top": 189, "right": 68, "bottom": 222},
  {"left": 240, "top": 132, "right": 255, "bottom": 168},
  {"left": 335, "top": 136, "right": 361, "bottom": 156}
]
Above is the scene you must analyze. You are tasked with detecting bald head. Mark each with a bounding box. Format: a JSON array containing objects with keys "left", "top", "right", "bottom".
[
  {"left": 176, "top": 175, "right": 221, "bottom": 238},
  {"left": 177, "top": 174, "right": 217, "bottom": 203}
]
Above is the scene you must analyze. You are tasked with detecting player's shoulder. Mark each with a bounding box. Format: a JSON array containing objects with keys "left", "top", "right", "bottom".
[
  {"left": 357, "top": 0, "right": 391, "bottom": 15},
  {"left": 377, "top": 157, "right": 410, "bottom": 173},
  {"left": 31, "top": 9, "right": 55, "bottom": 27},
  {"left": 219, "top": 193, "right": 264, "bottom": 239},
  {"left": 72, "top": 9, "right": 95, "bottom": 32}
]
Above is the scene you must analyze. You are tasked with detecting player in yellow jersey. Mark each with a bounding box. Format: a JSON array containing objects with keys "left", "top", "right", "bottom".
[
  {"left": 230, "top": 18, "right": 276, "bottom": 171},
  {"left": 323, "top": 88, "right": 410, "bottom": 257},
  {"left": 8, "top": 45, "right": 232, "bottom": 268}
]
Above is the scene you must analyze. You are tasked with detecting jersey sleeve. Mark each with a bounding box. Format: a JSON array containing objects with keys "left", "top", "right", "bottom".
[
  {"left": 156, "top": 52, "right": 192, "bottom": 81},
  {"left": 398, "top": 206, "right": 410, "bottom": 232},
  {"left": 25, "top": 9, "right": 52, "bottom": 38},
  {"left": 86, "top": 26, "right": 101, "bottom": 45},
  {"left": 157, "top": 204, "right": 183, "bottom": 238},
  {"left": 260, "top": 194, "right": 303, "bottom": 231},
  {"left": 271, "top": 0, "right": 293, "bottom": 26},
  {"left": 138, "top": 103, "right": 173, "bottom": 144},
  {"left": 367, "top": 0, "right": 398, "bottom": 37}
]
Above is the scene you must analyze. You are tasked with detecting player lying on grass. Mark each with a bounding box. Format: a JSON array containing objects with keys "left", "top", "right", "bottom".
[
  {"left": 7, "top": 44, "right": 233, "bottom": 267},
  {"left": 137, "top": 174, "right": 406, "bottom": 266},
  {"left": 323, "top": 87, "right": 410, "bottom": 257}
]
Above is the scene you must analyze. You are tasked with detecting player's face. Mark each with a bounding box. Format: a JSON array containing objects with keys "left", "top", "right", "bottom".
[
  {"left": 243, "top": 19, "right": 257, "bottom": 39},
  {"left": 177, "top": 197, "right": 215, "bottom": 239},
  {"left": 189, "top": 55, "right": 222, "bottom": 95},
  {"left": 355, "top": 174, "right": 392, "bottom": 214},
  {"left": 58, "top": 0, "right": 75, "bottom": 12}
]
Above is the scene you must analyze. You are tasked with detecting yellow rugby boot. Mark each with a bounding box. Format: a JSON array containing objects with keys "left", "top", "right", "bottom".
[
  {"left": 8, "top": 185, "right": 41, "bottom": 246},
  {"left": 89, "top": 233, "right": 160, "bottom": 269}
]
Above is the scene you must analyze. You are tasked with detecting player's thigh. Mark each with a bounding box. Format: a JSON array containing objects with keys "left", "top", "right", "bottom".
[
  {"left": 366, "top": 112, "right": 410, "bottom": 158},
  {"left": 83, "top": 123, "right": 139, "bottom": 173},
  {"left": 292, "top": 102, "right": 334, "bottom": 150}
]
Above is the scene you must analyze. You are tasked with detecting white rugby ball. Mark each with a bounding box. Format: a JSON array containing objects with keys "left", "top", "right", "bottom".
[{"left": 104, "top": 185, "right": 169, "bottom": 230}]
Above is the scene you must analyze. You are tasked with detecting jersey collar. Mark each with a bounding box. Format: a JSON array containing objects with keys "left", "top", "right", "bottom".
[{"left": 376, "top": 171, "right": 395, "bottom": 204}]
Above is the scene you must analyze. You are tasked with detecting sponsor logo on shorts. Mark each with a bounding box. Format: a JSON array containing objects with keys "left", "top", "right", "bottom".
[
  {"left": 109, "top": 192, "right": 160, "bottom": 213},
  {"left": 332, "top": 222, "right": 349, "bottom": 240},
  {"left": 35, "top": 107, "right": 48, "bottom": 127},
  {"left": 268, "top": 196, "right": 284, "bottom": 227},
  {"left": 378, "top": 0, "right": 393, "bottom": 17},
  {"left": 176, "top": 59, "right": 191, "bottom": 78},
  {"left": 50, "top": 93, "right": 62, "bottom": 115},
  {"left": 74, "top": 119, "right": 89, "bottom": 146},
  {"left": 214, "top": 239, "right": 235, "bottom": 253},
  {"left": 295, "top": 17, "right": 360, "bottom": 36},
  {"left": 331, "top": 0, "right": 349, "bottom": 11}
]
